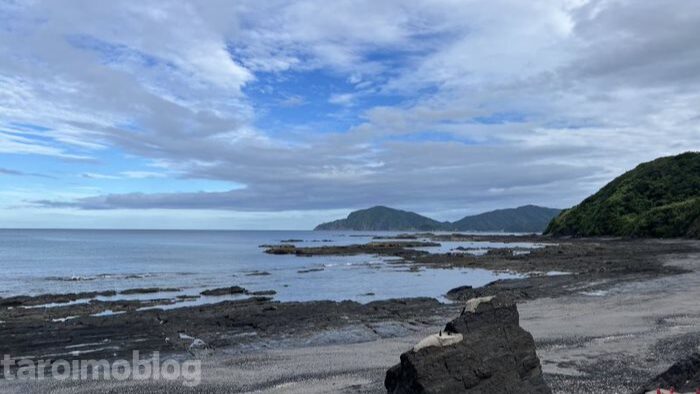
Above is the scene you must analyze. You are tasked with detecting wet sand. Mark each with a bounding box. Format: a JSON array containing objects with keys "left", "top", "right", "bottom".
[{"left": 523, "top": 250, "right": 700, "bottom": 393}]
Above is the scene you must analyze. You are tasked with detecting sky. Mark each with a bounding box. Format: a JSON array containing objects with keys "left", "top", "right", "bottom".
[{"left": 0, "top": 0, "right": 699, "bottom": 229}]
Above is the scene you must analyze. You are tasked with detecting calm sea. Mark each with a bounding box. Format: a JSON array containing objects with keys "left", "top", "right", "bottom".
[{"left": 0, "top": 229, "right": 530, "bottom": 306}]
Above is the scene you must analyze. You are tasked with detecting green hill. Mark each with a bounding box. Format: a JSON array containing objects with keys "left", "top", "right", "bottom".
[
  {"left": 314, "top": 206, "right": 448, "bottom": 231},
  {"left": 545, "top": 152, "right": 700, "bottom": 238},
  {"left": 454, "top": 205, "right": 561, "bottom": 233},
  {"left": 314, "top": 205, "right": 560, "bottom": 233}
]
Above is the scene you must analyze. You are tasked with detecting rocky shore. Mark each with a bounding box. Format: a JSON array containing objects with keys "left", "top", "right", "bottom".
[
  {"left": 0, "top": 293, "right": 451, "bottom": 365},
  {"left": 1, "top": 235, "right": 699, "bottom": 393},
  {"left": 262, "top": 240, "right": 439, "bottom": 257}
]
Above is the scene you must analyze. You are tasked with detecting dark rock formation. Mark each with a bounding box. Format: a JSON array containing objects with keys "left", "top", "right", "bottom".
[
  {"left": 264, "top": 241, "right": 438, "bottom": 257},
  {"left": 635, "top": 352, "right": 700, "bottom": 394},
  {"left": 245, "top": 271, "right": 271, "bottom": 276},
  {"left": 119, "top": 287, "right": 180, "bottom": 295},
  {"left": 199, "top": 286, "right": 276, "bottom": 297},
  {"left": 248, "top": 290, "right": 277, "bottom": 296},
  {"left": 385, "top": 295, "right": 551, "bottom": 394},
  {"left": 200, "top": 286, "right": 247, "bottom": 296},
  {"left": 297, "top": 267, "right": 324, "bottom": 273},
  {"left": 0, "top": 290, "right": 118, "bottom": 307},
  {"left": 0, "top": 294, "right": 445, "bottom": 366}
]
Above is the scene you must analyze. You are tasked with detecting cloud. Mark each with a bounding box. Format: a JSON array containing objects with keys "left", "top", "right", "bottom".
[
  {"left": 329, "top": 92, "right": 359, "bottom": 106},
  {"left": 0, "top": 167, "right": 54, "bottom": 179},
  {"left": 278, "top": 95, "right": 307, "bottom": 108},
  {"left": 121, "top": 171, "right": 167, "bottom": 179},
  {"left": 81, "top": 172, "right": 121, "bottom": 180},
  {"left": 31, "top": 141, "right": 603, "bottom": 212},
  {"left": 81, "top": 171, "right": 167, "bottom": 180},
  {"left": 3, "top": 0, "right": 700, "bottom": 220}
]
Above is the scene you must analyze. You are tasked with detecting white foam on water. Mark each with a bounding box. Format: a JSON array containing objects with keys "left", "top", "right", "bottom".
[
  {"left": 90, "top": 310, "right": 126, "bottom": 317},
  {"left": 23, "top": 299, "right": 92, "bottom": 309},
  {"left": 65, "top": 339, "right": 110, "bottom": 349},
  {"left": 51, "top": 316, "right": 80, "bottom": 322},
  {"left": 581, "top": 290, "right": 608, "bottom": 297},
  {"left": 69, "top": 346, "right": 120, "bottom": 356}
]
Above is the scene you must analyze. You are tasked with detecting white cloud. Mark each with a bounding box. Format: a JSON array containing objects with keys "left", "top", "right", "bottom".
[
  {"left": 80, "top": 171, "right": 167, "bottom": 180},
  {"left": 329, "top": 93, "right": 358, "bottom": 106},
  {"left": 1, "top": 0, "right": 699, "bottom": 224},
  {"left": 81, "top": 172, "right": 121, "bottom": 180},
  {"left": 278, "top": 95, "right": 306, "bottom": 107},
  {"left": 120, "top": 171, "right": 167, "bottom": 179}
]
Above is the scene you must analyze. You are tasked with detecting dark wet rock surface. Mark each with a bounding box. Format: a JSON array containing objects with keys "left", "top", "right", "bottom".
[
  {"left": 200, "top": 286, "right": 248, "bottom": 296},
  {"left": 635, "top": 352, "right": 700, "bottom": 393},
  {"left": 199, "top": 286, "right": 276, "bottom": 297},
  {"left": 0, "top": 295, "right": 450, "bottom": 374},
  {"left": 247, "top": 290, "right": 276, "bottom": 296},
  {"left": 119, "top": 287, "right": 180, "bottom": 295},
  {"left": 385, "top": 295, "right": 551, "bottom": 394},
  {"left": 0, "top": 290, "right": 117, "bottom": 307},
  {"left": 297, "top": 267, "right": 324, "bottom": 273},
  {"left": 414, "top": 236, "right": 694, "bottom": 275},
  {"left": 263, "top": 241, "right": 439, "bottom": 257},
  {"left": 245, "top": 271, "right": 271, "bottom": 276}
]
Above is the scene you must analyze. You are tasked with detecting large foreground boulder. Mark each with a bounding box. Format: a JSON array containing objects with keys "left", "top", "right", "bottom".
[
  {"left": 385, "top": 295, "right": 551, "bottom": 394},
  {"left": 635, "top": 352, "right": 700, "bottom": 394}
]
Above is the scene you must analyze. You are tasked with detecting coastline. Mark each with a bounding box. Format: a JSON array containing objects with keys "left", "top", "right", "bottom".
[{"left": 1, "top": 236, "right": 699, "bottom": 393}]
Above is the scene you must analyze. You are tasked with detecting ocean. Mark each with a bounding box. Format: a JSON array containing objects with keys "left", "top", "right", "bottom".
[{"left": 0, "top": 229, "right": 535, "bottom": 306}]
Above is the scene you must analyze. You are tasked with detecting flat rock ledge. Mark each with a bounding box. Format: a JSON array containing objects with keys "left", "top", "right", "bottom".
[{"left": 385, "top": 295, "right": 551, "bottom": 394}]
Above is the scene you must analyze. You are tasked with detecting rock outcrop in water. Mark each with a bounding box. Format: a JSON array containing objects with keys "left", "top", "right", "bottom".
[
  {"left": 635, "top": 352, "right": 700, "bottom": 394},
  {"left": 200, "top": 286, "right": 247, "bottom": 296},
  {"left": 385, "top": 295, "right": 551, "bottom": 394}
]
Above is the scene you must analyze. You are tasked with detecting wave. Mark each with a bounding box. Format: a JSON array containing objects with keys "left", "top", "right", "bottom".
[{"left": 44, "top": 273, "right": 156, "bottom": 282}]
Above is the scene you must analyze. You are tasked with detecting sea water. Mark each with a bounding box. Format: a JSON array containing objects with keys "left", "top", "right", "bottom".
[{"left": 0, "top": 229, "right": 532, "bottom": 305}]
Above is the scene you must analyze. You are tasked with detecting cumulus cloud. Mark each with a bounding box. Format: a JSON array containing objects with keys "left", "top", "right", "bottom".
[{"left": 2, "top": 0, "right": 700, "bottom": 219}]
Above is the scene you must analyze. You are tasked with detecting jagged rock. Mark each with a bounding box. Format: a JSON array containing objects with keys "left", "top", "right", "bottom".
[
  {"left": 385, "top": 295, "right": 551, "bottom": 394},
  {"left": 635, "top": 352, "right": 700, "bottom": 394}
]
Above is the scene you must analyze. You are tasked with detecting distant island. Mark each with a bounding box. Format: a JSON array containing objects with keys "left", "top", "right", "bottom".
[
  {"left": 546, "top": 152, "right": 700, "bottom": 238},
  {"left": 314, "top": 205, "right": 561, "bottom": 233}
]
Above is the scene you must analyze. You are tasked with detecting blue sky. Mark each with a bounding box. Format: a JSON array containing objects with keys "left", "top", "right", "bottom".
[{"left": 0, "top": 0, "right": 699, "bottom": 229}]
